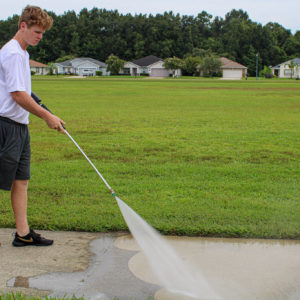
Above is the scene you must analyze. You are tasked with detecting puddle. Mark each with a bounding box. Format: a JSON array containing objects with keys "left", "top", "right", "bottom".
[
  {"left": 7, "top": 234, "right": 300, "bottom": 300},
  {"left": 7, "top": 234, "right": 159, "bottom": 300},
  {"left": 115, "top": 235, "right": 300, "bottom": 300},
  {"left": 13, "top": 276, "right": 29, "bottom": 288}
]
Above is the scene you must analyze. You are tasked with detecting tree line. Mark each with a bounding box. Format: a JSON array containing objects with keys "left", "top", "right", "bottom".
[{"left": 0, "top": 8, "right": 299, "bottom": 75}]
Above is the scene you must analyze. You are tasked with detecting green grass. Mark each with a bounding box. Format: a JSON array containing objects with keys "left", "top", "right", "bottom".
[
  {"left": 0, "top": 292, "right": 142, "bottom": 300},
  {"left": 0, "top": 293, "right": 84, "bottom": 300},
  {"left": 0, "top": 77, "right": 299, "bottom": 238}
]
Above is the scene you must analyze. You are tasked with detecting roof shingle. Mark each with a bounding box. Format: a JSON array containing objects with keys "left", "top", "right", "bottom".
[
  {"left": 29, "top": 60, "right": 47, "bottom": 67},
  {"left": 132, "top": 55, "right": 163, "bottom": 67},
  {"left": 56, "top": 57, "right": 106, "bottom": 67},
  {"left": 220, "top": 57, "right": 247, "bottom": 69}
]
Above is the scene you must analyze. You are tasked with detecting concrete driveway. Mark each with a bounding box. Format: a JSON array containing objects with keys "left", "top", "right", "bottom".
[{"left": 0, "top": 228, "right": 300, "bottom": 300}]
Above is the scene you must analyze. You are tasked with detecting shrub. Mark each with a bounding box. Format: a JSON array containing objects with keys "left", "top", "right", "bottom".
[
  {"left": 31, "top": 71, "right": 36, "bottom": 75},
  {"left": 96, "top": 71, "right": 102, "bottom": 76},
  {"left": 265, "top": 73, "right": 274, "bottom": 79},
  {"left": 212, "top": 71, "right": 222, "bottom": 77},
  {"left": 260, "top": 66, "right": 273, "bottom": 78}
]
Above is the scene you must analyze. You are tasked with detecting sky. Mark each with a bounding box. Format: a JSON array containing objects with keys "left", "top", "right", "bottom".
[{"left": 0, "top": 0, "right": 299, "bottom": 33}]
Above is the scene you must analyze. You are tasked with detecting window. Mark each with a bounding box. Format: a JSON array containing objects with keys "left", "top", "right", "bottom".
[
  {"left": 123, "top": 68, "right": 130, "bottom": 74},
  {"left": 284, "top": 69, "right": 293, "bottom": 75}
]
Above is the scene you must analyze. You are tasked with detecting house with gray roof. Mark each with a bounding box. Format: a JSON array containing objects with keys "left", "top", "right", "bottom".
[
  {"left": 271, "top": 58, "right": 300, "bottom": 78},
  {"left": 122, "top": 55, "right": 181, "bottom": 77},
  {"left": 55, "top": 57, "right": 110, "bottom": 76}
]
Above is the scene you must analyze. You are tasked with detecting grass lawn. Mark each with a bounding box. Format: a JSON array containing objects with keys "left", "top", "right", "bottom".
[{"left": 0, "top": 77, "right": 299, "bottom": 238}]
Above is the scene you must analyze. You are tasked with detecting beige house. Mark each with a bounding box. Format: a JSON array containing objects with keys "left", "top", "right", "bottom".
[
  {"left": 220, "top": 57, "right": 247, "bottom": 79},
  {"left": 272, "top": 58, "right": 300, "bottom": 78},
  {"left": 30, "top": 60, "right": 48, "bottom": 75},
  {"left": 196, "top": 57, "right": 247, "bottom": 79}
]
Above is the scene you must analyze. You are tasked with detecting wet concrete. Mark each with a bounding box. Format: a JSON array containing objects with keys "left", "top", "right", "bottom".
[
  {"left": 1, "top": 228, "right": 300, "bottom": 300},
  {"left": 116, "top": 235, "right": 300, "bottom": 300},
  {"left": 7, "top": 234, "right": 159, "bottom": 300}
]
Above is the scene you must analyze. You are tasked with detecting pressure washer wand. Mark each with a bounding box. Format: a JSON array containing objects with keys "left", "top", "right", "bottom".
[
  {"left": 31, "top": 92, "right": 117, "bottom": 197},
  {"left": 64, "top": 130, "right": 116, "bottom": 196}
]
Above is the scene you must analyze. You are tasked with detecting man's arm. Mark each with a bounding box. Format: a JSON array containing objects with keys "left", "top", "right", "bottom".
[{"left": 11, "top": 91, "right": 65, "bottom": 133}]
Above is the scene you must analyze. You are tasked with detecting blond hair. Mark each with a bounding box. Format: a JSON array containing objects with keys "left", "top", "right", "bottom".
[{"left": 18, "top": 5, "right": 53, "bottom": 30}]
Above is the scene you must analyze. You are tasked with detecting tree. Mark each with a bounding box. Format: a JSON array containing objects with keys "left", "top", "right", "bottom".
[
  {"left": 105, "top": 54, "right": 125, "bottom": 75},
  {"left": 265, "top": 22, "right": 292, "bottom": 47},
  {"left": 163, "top": 57, "right": 183, "bottom": 77},
  {"left": 288, "top": 60, "right": 295, "bottom": 79},
  {"left": 259, "top": 66, "right": 273, "bottom": 78},
  {"left": 200, "top": 56, "right": 222, "bottom": 76},
  {"left": 56, "top": 55, "right": 76, "bottom": 62},
  {"left": 242, "top": 45, "right": 258, "bottom": 76},
  {"left": 183, "top": 56, "right": 202, "bottom": 76},
  {"left": 185, "top": 48, "right": 212, "bottom": 58},
  {"left": 295, "top": 64, "right": 300, "bottom": 79},
  {"left": 0, "top": 7, "right": 297, "bottom": 66},
  {"left": 134, "top": 33, "right": 145, "bottom": 58},
  {"left": 47, "top": 62, "right": 58, "bottom": 75},
  {"left": 294, "top": 31, "right": 300, "bottom": 57},
  {"left": 283, "top": 36, "right": 300, "bottom": 57}
]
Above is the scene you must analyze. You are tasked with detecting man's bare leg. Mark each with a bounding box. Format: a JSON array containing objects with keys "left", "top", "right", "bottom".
[{"left": 11, "top": 179, "right": 30, "bottom": 236}]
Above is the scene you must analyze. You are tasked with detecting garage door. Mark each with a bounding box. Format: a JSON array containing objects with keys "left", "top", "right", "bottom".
[
  {"left": 223, "top": 69, "right": 242, "bottom": 79},
  {"left": 79, "top": 68, "right": 96, "bottom": 76},
  {"left": 150, "top": 68, "right": 170, "bottom": 77}
]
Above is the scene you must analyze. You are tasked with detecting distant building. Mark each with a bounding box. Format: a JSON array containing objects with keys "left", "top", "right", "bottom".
[
  {"left": 55, "top": 57, "right": 110, "bottom": 76},
  {"left": 220, "top": 57, "right": 247, "bottom": 79},
  {"left": 122, "top": 55, "right": 181, "bottom": 77},
  {"left": 271, "top": 58, "right": 300, "bottom": 78},
  {"left": 196, "top": 57, "right": 247, "bottom": 79},
  {"left": 30, "top": 59, "right": 48, "bottom": 75}
]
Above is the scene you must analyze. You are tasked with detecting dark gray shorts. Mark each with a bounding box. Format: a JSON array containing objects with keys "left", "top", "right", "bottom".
[{"left": 0, "top": 116, "right": 31, "bottom": 191}]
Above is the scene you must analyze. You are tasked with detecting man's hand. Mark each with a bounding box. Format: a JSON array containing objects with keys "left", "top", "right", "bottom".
[{"left": 44, "top": 114, "right": 66, "bottom": 133}]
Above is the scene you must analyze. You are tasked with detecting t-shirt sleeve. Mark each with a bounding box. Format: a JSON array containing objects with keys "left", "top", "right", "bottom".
[{"left": 2, "top": 53, "right": 27, "bottom": 93}]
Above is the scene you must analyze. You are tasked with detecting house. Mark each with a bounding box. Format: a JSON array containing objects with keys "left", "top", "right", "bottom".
[
  {"left": 30, "top": 59, "right": 48, "bottom": 75},
  {"left": 271, "top": 58, "right": 300, "bottom": 78},
  {"left": 220, "top": 57, "right": 247, "bottom": 79},
  {"left": 122, "top": 55, "right": 181, "bottom": 77},
  {"left": 55, "top": 57, "right": 110, "bottom": 76},
  {"left": 122, "top": 61, "right": 140, "bottom": 76}
]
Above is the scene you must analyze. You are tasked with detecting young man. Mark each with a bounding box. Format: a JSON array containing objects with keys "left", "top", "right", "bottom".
[{"left": 0, "top": 5, "right": 65, "bottom": 246}]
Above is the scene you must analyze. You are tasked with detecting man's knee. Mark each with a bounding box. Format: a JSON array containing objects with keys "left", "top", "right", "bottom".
[{"left": 12, "top": 180, "right": 29, "bottom": 190}]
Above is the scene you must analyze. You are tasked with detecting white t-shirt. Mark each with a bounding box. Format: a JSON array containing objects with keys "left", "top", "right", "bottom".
[{"left": 0, "top": 39, "right": 31, "bottom": 124}]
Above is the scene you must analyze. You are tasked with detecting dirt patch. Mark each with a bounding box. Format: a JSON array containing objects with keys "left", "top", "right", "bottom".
[
  {"left": 64, "top": 76, "right": 86, "bottom": 79},
  {"left": 162, "top": 86, "right": 300, "bottom": 91}
]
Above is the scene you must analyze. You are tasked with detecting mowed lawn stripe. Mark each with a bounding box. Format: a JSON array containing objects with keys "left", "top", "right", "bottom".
[{"left": 0, "top": 77, "right": 299, "bottom": 238}]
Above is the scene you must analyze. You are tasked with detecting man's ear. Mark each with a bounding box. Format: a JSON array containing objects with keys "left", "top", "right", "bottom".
[{"left": 19, "top": 21, "right": 27, "bottom": 31}]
